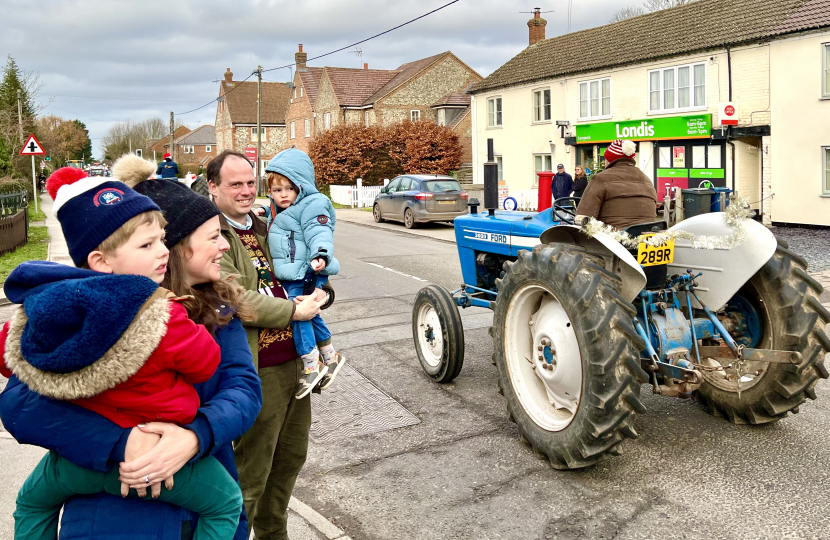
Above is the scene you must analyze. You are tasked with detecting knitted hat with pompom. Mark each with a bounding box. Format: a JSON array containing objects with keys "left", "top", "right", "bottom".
[
  {"left": 46, "top": 166, "right": 160, "bottom": 267},
  {"left": 604, "top": 140, "right": 637, "bottom": 163},
  {"left": 114, "top": 154, "right": 219, "bottom": 249}
]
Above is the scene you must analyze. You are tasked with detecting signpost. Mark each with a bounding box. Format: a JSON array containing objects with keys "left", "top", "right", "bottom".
[{"left": 19, "top": 134, "right": 45, "bottom": 215}]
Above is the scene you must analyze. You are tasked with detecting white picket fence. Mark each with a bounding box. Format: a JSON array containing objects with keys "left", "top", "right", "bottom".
[
  {"left": 510, "top": 189, "right": 539, "bottom": 211},
  {"left": 329, "top": 179, "right": 385, "bottom": 208}
]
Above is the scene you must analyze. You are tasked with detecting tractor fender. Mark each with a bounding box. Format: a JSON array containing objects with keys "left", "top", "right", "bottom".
[
  {"left": 540, "top": 225, "right": 646, "bottom": 303},
  {"left": 667, "top": 214, "right": 777, "bottom": 311}
]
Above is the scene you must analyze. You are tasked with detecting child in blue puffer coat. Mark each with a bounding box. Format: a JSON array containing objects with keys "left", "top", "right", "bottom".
[{"left": 262, "top": 149, "right": 345, "bottom": 398}]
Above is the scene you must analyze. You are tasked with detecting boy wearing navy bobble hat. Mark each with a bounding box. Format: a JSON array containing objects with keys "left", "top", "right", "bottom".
[{"left": 0, "top": 159, "right": 244, "bottom": 540}]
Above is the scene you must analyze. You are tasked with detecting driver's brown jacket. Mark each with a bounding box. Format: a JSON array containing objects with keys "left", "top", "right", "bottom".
[{"left": 575, "top": 158, "right": 658, "bottom": 230}]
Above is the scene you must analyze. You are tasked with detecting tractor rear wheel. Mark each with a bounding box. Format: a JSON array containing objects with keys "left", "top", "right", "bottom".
[
  {"left": 492, "top": 244, "right": 649, "bottom": 469},
  {"left": 413, "top": 285, "right": 465, "bottom": 383},
  {"left": 695, "top": 242, "right": 830, "bottom": 423}
]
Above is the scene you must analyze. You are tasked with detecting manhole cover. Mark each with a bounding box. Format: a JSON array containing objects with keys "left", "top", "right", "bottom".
[{"left": 310, "top": 364, "right": 419, "bottom": 443}]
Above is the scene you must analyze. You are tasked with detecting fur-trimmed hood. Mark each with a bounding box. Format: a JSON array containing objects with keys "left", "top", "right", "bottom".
[{"left": 2, "top": 261, "right": 172, "bottom": 399}]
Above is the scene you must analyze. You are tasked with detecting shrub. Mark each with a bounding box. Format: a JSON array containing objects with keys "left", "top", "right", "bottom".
[{"left": 309, "top": 122, "right": 462, "bottom": 186}]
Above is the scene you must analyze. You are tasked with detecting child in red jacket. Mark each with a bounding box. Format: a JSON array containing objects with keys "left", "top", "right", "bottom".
[{"left": 1, "top": 166, "right": 242, "bottom": 540}]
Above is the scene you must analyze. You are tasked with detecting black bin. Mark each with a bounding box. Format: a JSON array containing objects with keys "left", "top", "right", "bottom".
[{"left": 681, "top": 188, "right": 714, "bottom": 219}]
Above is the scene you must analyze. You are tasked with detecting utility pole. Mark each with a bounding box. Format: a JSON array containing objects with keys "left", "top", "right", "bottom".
[
  {"left": 16, "top": 90, "right": 24, "bottom": 145},
  {"left": 256, "top": 66, "right": 263, "bottom": 196},
  {"left": 169, "top": 112, "right": 174, "bottom": 164}
]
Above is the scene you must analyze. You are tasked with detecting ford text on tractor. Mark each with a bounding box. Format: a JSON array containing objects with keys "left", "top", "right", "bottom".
[{"left": 411, "top": 146, "right": 830, "bottom": 470}]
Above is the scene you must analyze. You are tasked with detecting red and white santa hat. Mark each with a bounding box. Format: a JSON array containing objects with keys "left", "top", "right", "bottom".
[{"left": 604, "top": 140, "right": 637, "bottom": 163}]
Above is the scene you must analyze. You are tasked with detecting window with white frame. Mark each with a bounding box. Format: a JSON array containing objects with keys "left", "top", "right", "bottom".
[
  {"left": 290, "top": 122, "right": 295, "bottom": 139},
  {"left": 532, "top": 88, "right": 551, "bottom": 123},
  {"left": 305, "top": 119, "right": 311, "bottom": 137},
  {"left": 437, "top": 109, "right": 446, "bottom": 126},
  {"left": 364, "top": 111, "right": 370, "bottom": 127},
  {"left": 649, "top": 62, "right": 706, "bottom": 112},
  {"left": 487, "top": 97, "right": 502, "bottom": 127},
  {"left": 251, "top": 127, "right": 266, "bottom": 142},
  {"left": 182, "top": 145, "right": 195, "bottom": 154},
  {"left": 495, "top": 156, "right": 504, "bottom": 182},
  {"left": 205, "top": 145, "right": 211, "bottom": 153},
  {"left": 824, "top": 147, "right": 830, "bottom": 195},
  {"left": 324, "top": 113, "right": 331, "bottom": 130},
  {"left": 533, "top": 154, "right": 552, "bottom": 186},
  {"left": 411, "top": 110, "right": 421, "bottom": 122},
  {"left": 824, "top": 44, "right": 830, "bottom": 99},
  {"left": 579, "top": 78, "right": 611, "bottom": 119},
  {"left": 293, "top": 89, "right": 297, "bottom": 99},
  {"left": 300, "top": 86, "right": 304, "bottom": 98}
]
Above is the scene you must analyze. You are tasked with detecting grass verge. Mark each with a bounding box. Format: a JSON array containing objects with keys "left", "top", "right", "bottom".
[
  {"left": 0, "top": 226, "right": 49, "bottom": 284},
  {"left": 332, "top": 202, "right": 373, "bottom": 212},
  {"left": 28, "top": 200, "right": 46, "bottom": 222}
]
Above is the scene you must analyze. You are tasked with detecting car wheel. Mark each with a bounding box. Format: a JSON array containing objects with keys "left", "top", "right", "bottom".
[
  {"left": 373, "top": 204, "right": 384, "bottom": 223},
  {"left": 404, "top": 208, "right": 417, "bottom": 229}
]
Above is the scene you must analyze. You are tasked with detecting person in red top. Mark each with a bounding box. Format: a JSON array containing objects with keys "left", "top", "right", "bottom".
[{"left": 1, "top": 165, "right": 243, "bottom": 540}]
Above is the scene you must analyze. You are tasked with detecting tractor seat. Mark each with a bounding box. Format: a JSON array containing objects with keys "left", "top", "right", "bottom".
[{"left": 624, "top": 220, "right": 669, "bottom": 289}]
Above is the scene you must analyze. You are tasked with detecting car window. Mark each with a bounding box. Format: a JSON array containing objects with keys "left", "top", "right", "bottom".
[
  {"left": 398, "top": 178, "right": 413, "bottom": 192},
  {"left": 423, "top": 179, "right": 461, "bottom": 193},
  {"left": 386, "top": 178, "right": 402, "bottom": 193}
]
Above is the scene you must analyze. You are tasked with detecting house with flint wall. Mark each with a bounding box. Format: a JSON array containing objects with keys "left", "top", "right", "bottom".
[
  {"left": 214, "top": 68, "right": 291, "bottom": 174},
  {"left": 471, "top": 1, "right": 830, "bottom": 227},
  {"left": 284, "top": 46, "right": 483, "bottom": 174}
]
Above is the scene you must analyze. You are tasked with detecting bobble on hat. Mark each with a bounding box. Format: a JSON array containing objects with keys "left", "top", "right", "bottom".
[{"left": 46, "top": 167, "right": 88, "bottom": 201}]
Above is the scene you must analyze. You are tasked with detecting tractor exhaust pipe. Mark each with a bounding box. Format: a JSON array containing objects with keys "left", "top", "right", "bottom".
[{"left": 483, "top": 138, "right": 498, "bottom": 216}]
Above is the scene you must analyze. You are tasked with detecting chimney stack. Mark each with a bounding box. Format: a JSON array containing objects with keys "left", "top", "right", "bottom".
[
  {"left": 363, "top": 63, "right": 368, "bottom": 70},
  {"left": 527, "top": 7, "right": 547, "bottom": 47},
  {"left": 296, "top": 44, "right": 308, "bottom": 71},
  {"left": 224, "top": 68, "right": 233, "bottom": 83}
]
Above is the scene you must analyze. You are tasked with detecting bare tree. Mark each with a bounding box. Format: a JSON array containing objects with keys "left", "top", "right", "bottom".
[
  {"left": 609, "top": 5, "right": 646, "bottom": 22},
  {"left": 643, "top": 0, "right": 699, "bottom": 11},
  {"left": 102, "top": 118, "right": 184, "bottom": 161}
]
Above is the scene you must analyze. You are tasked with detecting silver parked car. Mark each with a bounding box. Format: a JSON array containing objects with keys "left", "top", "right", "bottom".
[{"left": 373, "top": 175, "right": 469, "bottom": 229}]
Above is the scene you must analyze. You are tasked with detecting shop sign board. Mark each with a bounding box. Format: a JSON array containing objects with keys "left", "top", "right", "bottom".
[
  {"left": 575, "top": 114, "right": 711, "bottom": 144},
  {"left": 690, "top": 168, "right": 725, "bottom": 179},
  {"left": 718, "top": 102, "right": 739, "bottom": 126},
  {"left": 244, "top": 147, "right": 257, "bottom": 163}
]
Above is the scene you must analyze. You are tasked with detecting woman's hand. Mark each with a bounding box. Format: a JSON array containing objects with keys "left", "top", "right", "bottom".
[
  {"left": 121, "top": 427, "right": 161, "bottom": 498},
  {"left": 119, "top": 423, "right": 199, "bottom": 499},
  {"left": 292, "top": 292, "right": 326, "bottom": 321}
]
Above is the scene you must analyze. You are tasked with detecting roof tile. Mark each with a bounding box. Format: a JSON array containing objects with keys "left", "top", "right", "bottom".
[
  {"left": 298, "top": 67, "right": 325, "bottom": 107},
  {"left": 223, "top": 81, "right": 290, "bottom": 124}
]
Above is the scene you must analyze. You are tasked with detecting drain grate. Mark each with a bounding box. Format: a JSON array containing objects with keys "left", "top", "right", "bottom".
[{"left": 309, "top": 364, "right": 420, "bottom": 443}]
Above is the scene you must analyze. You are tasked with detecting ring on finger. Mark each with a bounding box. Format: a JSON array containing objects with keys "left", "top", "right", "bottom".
[{"left": 145, "top": 474, "right": 150, "bottom": 484}]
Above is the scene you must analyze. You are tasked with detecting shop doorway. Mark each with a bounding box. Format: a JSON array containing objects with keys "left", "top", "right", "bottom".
[{"left": 654, "top": 140, "right": 725, "bottom": 198}]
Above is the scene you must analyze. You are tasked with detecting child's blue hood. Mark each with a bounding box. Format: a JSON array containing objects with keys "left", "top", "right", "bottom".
[{"left": 264, "top": 148, "right": 318, "bottom": 204}]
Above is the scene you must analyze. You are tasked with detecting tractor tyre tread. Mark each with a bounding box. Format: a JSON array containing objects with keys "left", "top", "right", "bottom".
[
  {"left": 412, "top": 285, "right": 464, "bottom": 383},
  {"left": 493, "top": 244, "right": 644, "bottom": 470},
  {"left": 694, "top": 245, "right": 830, "bottom": 424}
]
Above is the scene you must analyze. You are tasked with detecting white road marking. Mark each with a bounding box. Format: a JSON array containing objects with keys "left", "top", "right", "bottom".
[{"left": 366, "top": 262, "right": 428, "bottom": 282}]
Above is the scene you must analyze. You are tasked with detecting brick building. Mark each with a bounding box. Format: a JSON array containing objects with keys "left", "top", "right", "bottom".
[
  {"left": 163, "top": 125, "right": 217, "bottom": 173},
  {"left": 471, "top": 1, "right": 830, "bottom": 226},
  {"left": 284, "top": 46, "right": 482, "bottom": 165},
  {"left": 148, "top": 126, "right": 191, "bottom": 162},
  {"left": 215, "top": 68, "right": 291, "bottom": 174}
]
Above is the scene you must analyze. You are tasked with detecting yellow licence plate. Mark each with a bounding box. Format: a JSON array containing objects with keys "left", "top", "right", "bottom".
[
  {"left": 637, "top": 236, "right": 674, "bottom": 267},
  {"left": 438, "top": 200, "right": 455, "bottom": 205}
]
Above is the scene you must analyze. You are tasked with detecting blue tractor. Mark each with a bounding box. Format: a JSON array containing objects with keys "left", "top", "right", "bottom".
[{"left": 412, "top": 171, "right": 829, "bottom": 470}]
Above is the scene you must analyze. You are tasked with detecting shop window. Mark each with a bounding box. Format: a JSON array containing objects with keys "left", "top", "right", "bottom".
[
  {"left": 649, "top": 62, "right": 706, "bottom": 112},
  {"left": 290, "top": 122, "right": 295, "bottom": 139},
  {"left": 824, "top": 44, "right": 830, "bottom": 99},
  {"left": 824, "top": 147, "right": 830, "bottom": 195},
  {"left": 532, "top": 88, "right": 551, "bottom": 123},
  {"left": 533, "top": 154, "right": 552, "bottom": 187},
  {"left": 658, "top": 147, "right": 672, "bottom": 168},
  {"left": 579, "top": 78, "right": 611, "bottom": 120},
  {"left": 692, "top": 146, "right": 706, "bottom": 168},
  {"left": 708, "top": 146, "right": 721, "bottom": 168},
  {"left": 305, "top": 119, "right": 311, "bottom": 137},
  {"left": 487, "top": 97, "right": 503, "bottom": 127}
]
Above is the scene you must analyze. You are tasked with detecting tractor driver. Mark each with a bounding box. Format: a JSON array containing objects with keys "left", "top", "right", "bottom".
[{"left": 574, "top": 139, "right": 658, "bottom": 230}]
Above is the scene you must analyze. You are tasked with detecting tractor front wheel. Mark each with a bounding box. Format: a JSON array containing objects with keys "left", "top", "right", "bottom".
[
  {"left": 492, "top": 244, "right": 649, "bottom": 469},
  {"left": 413, "top": 285, "right": 465, "bottom": 383},
  {"left": 695, "top": 242, "right": 830, "bottom": 423}
]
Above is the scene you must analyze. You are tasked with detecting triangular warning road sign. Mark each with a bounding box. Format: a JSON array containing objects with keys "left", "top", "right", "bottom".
[{"left": 20, "top": 134, "right": 45, "bottom": 156}]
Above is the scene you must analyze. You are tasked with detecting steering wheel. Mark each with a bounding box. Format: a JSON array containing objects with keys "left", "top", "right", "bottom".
[{"left": 552, "top": 197, "right": 581, "bottom": 224}]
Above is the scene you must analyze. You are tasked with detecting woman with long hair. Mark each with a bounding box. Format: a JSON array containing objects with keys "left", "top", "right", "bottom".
[
  {"left": 572, "top": 165, "right": 589, "bottom": 199},
  {"left": 0, "top": 155, "right": 262, "bottom": 540}
]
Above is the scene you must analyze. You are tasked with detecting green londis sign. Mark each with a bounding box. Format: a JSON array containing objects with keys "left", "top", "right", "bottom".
[
  {"left": 689, "top": 168, "right": 725, "bottom": 179},
  {"left": 576, "top": 114, "right": 711, "bottom": 143},
  {"left": 656, "top": 168, "right": 688, "bottom": 178}
]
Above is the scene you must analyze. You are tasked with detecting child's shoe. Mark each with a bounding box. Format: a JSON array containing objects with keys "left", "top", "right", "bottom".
[
  {"left": 296, "top": 362, "right": 329, "bottom": 399},
  {"left": 319, "top": 353, "right": 345, "bottom": 391}
]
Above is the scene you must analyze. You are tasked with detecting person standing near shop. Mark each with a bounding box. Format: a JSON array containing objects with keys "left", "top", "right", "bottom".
[
  {"left": 157, "top": 153, "right": 179, "bottom": 179},
  {"left": 571, "top": 166, "right": 589, "bottom": 199},
  {"left": 551, "top": 164, "right": 573, "bottom": 200}
]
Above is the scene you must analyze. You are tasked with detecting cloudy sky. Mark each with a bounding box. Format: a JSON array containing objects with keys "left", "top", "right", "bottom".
[{"left": 3, "top": 0, "right": 624, "bottom": 155}]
